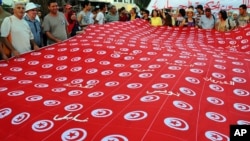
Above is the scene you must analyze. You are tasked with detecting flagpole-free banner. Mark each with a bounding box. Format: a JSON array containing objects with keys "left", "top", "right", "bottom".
[{"left": 147, "top": 0, "right": 250, "bottom": 12}]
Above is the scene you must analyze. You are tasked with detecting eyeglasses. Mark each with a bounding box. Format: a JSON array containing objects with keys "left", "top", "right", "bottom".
[{"left": 205, "top": 10, "right": 211, "bottom": 12}]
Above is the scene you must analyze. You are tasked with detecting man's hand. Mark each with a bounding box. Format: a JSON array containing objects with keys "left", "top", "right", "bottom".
[
  {"left": 12, "top": 50, "right": 20, "bottom": 58},
  {"left": 1, "top": 53, "right": 9, "bottom": 62},
  {"left": 33, "top": 45, "right": 40, "bottom": 51}
]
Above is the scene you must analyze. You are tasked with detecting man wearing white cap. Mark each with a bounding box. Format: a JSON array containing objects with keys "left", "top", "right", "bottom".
[
  {"left": 24, "top": 2, "right": 42, "bottom": 47},
  {"left": 0, "top": 2, "right": 39, "bottom": 58}
]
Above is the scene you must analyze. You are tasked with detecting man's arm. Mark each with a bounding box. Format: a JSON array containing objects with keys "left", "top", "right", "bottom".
[
  {"left": 45, "top": 31, "right": 62, "bottom": 43},
  {"left": 1, "top": 37, "right": 19, "bottom": 57},
  {"left": 30, "top": 39, "right": 39, "bottom": 51}
]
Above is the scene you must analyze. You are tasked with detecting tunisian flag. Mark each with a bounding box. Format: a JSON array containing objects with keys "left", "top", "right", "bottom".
[{"left": 0, "top": 20, "right": 250, "bottom": 141}]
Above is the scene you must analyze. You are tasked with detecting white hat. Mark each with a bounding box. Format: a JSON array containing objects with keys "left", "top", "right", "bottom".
[
  {"left": 186, "top": 8, "right": 193, "bottom": 13},
  {"left": 25, "top": 2, "right": 37, "bottom": 12}
]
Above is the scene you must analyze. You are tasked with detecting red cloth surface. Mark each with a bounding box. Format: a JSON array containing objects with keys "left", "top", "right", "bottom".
[{"left": 0, "top": 20, "right": 250, "bottom": 141}]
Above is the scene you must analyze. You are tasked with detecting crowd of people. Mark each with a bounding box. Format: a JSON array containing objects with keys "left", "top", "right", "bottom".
[{"left": 0, "top": 0, "right": 250, "bottom": 61}]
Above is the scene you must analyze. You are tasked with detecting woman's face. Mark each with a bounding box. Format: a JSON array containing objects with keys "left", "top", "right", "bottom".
[
  {"left": 218, "top": 13, "right": 222, "bottom": 19},
  {"left": 153, "top": 10, "right": 158, "bottom": 17},
  {"left": 71, "top": 13, "right": 76, "bottom": 20},
  {"left": 187, "top": 12, "right": 193, "bottom": 17},
  {"left": 233, "top": 14, "right": 238, "bottom": 19}
]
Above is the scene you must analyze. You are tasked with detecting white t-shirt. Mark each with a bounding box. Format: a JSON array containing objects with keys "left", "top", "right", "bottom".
[
  {"left": 1, "top": 15, "right": 34, "bottom": 54},
  {"left": 96, "top": 12, "right": 105, "bottom": 25}
]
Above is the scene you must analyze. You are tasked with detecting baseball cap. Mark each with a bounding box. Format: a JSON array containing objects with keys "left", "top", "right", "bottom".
[
  {"left": 25, "top": 2, "right": 37, "bottom": 12},
  {"left": 195, "top": 5, "right": 203, "bottom": 10}
]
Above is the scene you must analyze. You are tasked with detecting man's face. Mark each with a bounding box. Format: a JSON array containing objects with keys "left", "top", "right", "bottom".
[
  {"left": 48, "top": 2, "right": 58, "bottom": 14},
  {"left": 239, "top": 7, "right": 245, "bottom": 15},
  {"left": 86, "top": 3, "right": 92, "bottom": 11},
  {"left": 27, "top": 8, "right": 38, "bottom": 20},
  {"left": 205, "top": 10, "right": 211, "bottom": 17},
  {"left": 14, "top": 4, "right": 25, "bottom": 18},
  {"left": 111, "top": 6, "right": 116, "bottom": 13}
]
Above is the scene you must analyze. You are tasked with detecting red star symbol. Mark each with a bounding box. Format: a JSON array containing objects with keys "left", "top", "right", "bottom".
[
  {"left": 67, "top": 132, "right": 76, "bottom": 138},
  {"left": 170, "top": 120, "right": 178, "bottom": 125},
  {"left": 211, "top": 134, "right": 219, "bottom": 139},
  {"left": 38, "top": 122, "right": 45, "bottom": 127}
]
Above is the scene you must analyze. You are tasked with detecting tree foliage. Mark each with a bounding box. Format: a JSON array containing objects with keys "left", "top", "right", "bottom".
[{"left": 134, "top": 0, "right": 151, "bottom": 10}]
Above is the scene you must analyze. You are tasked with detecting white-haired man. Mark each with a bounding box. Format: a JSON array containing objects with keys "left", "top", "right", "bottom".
[{"left": 1, "top": 2, "right": 39, "bottom": 58}]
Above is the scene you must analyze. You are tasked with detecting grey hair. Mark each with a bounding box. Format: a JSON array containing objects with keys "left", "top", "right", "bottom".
[{"left": 12, "top": 2, "right": 25, "bottom": 8}]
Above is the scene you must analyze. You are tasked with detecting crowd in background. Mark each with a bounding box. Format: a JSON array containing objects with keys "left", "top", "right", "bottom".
[{"left": 0, "top": 0, "right": 250, "bottom": 61}]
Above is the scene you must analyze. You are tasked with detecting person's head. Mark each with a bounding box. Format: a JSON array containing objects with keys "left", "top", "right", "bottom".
[
  {"left": 109, "top": 5, "right": 116, "bottom": 14},
  {"left": 218, "top": 10, "right": 227, "bottom": 20},
  {"left": 48, "top": 0, "right": 58, "bottom": 14},
  {"left": 195, "top": 5, "right": 203, "bottom": 13},
  {"left": 143, "top": 9, "right": 149, "bottom": 18},
  {"left": 37, "top": 10, "right": 42, "bottom": 18},
  {"left": 179, "top": 8, "right": 186, "bottom": 17},
  {"left": 81, "top": 0, "right": 91, "bottom": 11},
  {"left": 25, "top": 2, "right": 38, "bottom": 20},
  {"left": 64, "top": 4, "right": 72, "bottom": 13},
  {"left": 151, "top": 9, "right": 159, "bottom": 17},
  {"left": 186, "top": 8, "right": 194, "bottom": 18},
  {"left": 130, "top": 7, "right": 137, "bottom": 15},
  {"left": 13, "top": 2, "right": 25, "bottom": 19},
  {"left": 67, "top": 10, "right": 76, "bottom": 24},
  {"left": 227, "top": 11, "right": 233, "bottom": 17},
  {"left": 233, "top": 12, "right": 238, "bottom": 20},
  {"left": 205, "top": 8, "right": 212, "bottom": 17},
  {"left": 99, "top": 3, "right": 106, "bottom": 12},
  {"left": 239, "top": 4, "right": 247, "bottom": 15},
  {"left": 188, "top": 5, "right": 194, "bottom": 10}
]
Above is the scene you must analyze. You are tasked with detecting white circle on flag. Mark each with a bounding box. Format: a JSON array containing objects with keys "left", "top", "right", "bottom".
[
  {"left": 101, "top": 134, "right": 128, "bottom": 141},
  {"left": 8, "top": 90, "right": 25, "bottom": 96},
  {"left": 61, "top": 128, "right": 87, "bottom": 141},
  {"left": 91, "top": 109, "right": 113, "bottom": 118},
  {"left": 179, "top": 87, "right": 196, "bottom": 96},
  {"left": 161, "top": 74, "right": 176, "bottom": 79},
  {"left": 124, "top": 111, "right": 147, "bottom": 121},
  {"left": 26, "top": 95, "right": 43, "bottom": 101},
  {"left": 44, "top": 100, "right": 61, "bottom": 106},
  {"left": 112, "top": 94, "right": 130, "bottom": 102},
  {"left": 127, "top": 83, "right": 143, "bottom": 89},
  {"left": 206, "top": 112, "right": 226, "bottom": 122},
  {"left": 173, "top": 101, "right": 193, "bottom": 110},
  {"left": 164, "top": 117, "right": 189, "bottom": 131},
  {"left": 86, "top": 68, "right": 98, "bottom": 74},
  {"left": 55, "top": 77, "right": 67, "bottom": 82},
  {"left": 0, "top": 108, "right": 12, "bottom": 119},
  {"left": 64, "top": 103, "right": 83, "bottom": 112},
  {"left": 185, "top": 77, "right": 200, "bottom": 84},
  {"left": 68, "top": 90, "right": 83, "bottom": 96},
  {"left": 234, "top": 103, "right": 250, "bottom": 112},
  {"left": 190, "top": 68, "right": 204, "bottom": 74},
  {"left": 140, "top": 95, "right": 160, "bottom": 102},
  {"left": 209, "top": 84, "right": 224, "bottom": 92},
  {"left": 119, "top": 72, "right": 132, "bottom": 77},
  {"left": 207, "top": 97, "right": 224, "bottom": 105},
  {"left": 32, "top": 120, "right": 54, "bottom": 132},
  {"left": 42, "top": 63, "right": 53, "bottom": 69},
  {"left": 105, "top": 81, "right": 120, "bottom": 87},
  {"left": 88, "top": 91, "right": 104, "bottom": 98},
  {"left": 11, "top": 112, "right": 30, "bottom": 125},
  {"left": 233, "top": 89, "right": 249, "bottom": 96},
  {"left": 205, "top": 131, "right": 229, "bottom": 141},
  {"left": 212, "top": 72, "right": 226, "bottom": 79},
  {"left": 139, "top": 73, "right": 152, "bottom": 78}
]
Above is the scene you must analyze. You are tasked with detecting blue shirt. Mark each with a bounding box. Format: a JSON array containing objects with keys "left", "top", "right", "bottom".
[
  {"left": 199, "top": 15, "right": 216, "bottom": 29},
  {"left": 24, "top": 15, "right": 42, "bottom": 47}
]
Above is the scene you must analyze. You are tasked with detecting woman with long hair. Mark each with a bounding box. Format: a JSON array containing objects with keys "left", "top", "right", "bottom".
[{"left": 215, "top": 10, "right": 235, "bottom": 32}]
